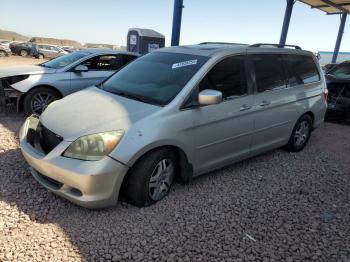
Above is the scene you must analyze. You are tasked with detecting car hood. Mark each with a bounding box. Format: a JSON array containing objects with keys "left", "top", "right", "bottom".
[
  {"left": 0, "top": 65, "right": 56, "bottom": 78},
  {"left": 40, "top": 87, "right": 160, "bottom": 141}
]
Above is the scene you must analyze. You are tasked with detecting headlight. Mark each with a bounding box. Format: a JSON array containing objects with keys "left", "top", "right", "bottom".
[{"left": 63, "top": 130, "right": 124, "bottom": 161}]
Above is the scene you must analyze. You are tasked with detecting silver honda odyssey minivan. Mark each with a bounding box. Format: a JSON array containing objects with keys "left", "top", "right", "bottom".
[{"left": 19, "top": 43, "right": 328, "bottom": 208}]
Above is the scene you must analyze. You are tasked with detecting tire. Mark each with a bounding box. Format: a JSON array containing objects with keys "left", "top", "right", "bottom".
[
  {"left": 286, "top": 114, "right": 313, "bottom": 152},
  {"left": 38, "top": 53, "right": 44, "bottom": 59},
  {"left": 23, "top": 87, "right": 61, "bottom": 115},
  {"left": 0, "top": 51, "right": 6, "bottom": 57},
  {"left": 20, "top": 49, "right": 28, "bottom": 57},
  {"left": 124, "top": 149, "right": 178, "bottom": 207}
]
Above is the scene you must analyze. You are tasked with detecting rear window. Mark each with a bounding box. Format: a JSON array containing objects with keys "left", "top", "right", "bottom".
[{"left": 283, "top": 55, "right": 320, "bottom": 86}]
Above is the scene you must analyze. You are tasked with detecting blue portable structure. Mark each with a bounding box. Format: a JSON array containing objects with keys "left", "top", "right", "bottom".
[
  {"left": 127, "top": 28, "right": 165, "bottom": 55},
  {"left": 171, "top": 0, "right": 349, "bottom": 63}
]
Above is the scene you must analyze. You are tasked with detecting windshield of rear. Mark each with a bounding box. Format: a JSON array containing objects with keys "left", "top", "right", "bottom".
[
  {"left": 101, "top": 52, "right": 209, "bottom": 106},
  {"left": 329, "top": 63, "right": 350, "bottom": 79},
  {"left": 42, "top": 51, "right": 90, "bottom": 69}
]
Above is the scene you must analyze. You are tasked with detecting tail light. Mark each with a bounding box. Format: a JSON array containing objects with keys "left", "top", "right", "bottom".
[{"left": 323, "top": 88, "right": 328, "bottom": 101}]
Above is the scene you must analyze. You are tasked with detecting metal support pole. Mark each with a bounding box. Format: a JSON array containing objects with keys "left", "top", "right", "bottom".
[
  {"left": 171, "top": 0, "right": 184, "bottom": 46},
  {"left": 332, "top": 13, "right": 347, "bottom": 63},
  {"left": 279, "top": 0, "right": 295, "bottom": 46}
]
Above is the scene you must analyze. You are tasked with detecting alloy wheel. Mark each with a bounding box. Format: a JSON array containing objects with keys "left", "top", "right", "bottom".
[
  {"left": 20, "top": 50, "right": 27, "bottom": 56},
  {"left": 30, "top": 93, "right": 55, "bottom": 114},
  {"left": 148, "top": 159, "right": 174, "bottom": 201},
  {"left": 294, "top": 120, "right": 310, "bottom": 146}
]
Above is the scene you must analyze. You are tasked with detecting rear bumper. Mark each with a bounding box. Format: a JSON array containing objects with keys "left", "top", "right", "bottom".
[{"left": 19, "top": 117, "right": 129, "bottom": 208}]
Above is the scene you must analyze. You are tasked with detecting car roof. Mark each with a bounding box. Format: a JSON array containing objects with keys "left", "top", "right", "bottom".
[
  {"left": 156, "top": 44, "right": 314, "bottom": 57},
  {"left": 78, "top": 48, "right": 140, "bottom": 56}
]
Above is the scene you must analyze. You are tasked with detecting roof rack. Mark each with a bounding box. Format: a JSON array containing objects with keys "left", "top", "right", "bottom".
[
  {"left": 249, "top": 43, "right": 302, "bottom": 50},
  {"left": 199, "top": 42, "right": 247, "bottom": 46}
]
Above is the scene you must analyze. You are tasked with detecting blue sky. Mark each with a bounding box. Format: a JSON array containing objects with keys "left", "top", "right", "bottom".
[{"left": 1, "top": 0, "right": 349, "bottom": 52}]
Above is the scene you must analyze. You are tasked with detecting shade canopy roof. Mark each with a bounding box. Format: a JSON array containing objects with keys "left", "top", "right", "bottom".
[{"left": 299, "top": 0, "right": 350, "bottom": 14}]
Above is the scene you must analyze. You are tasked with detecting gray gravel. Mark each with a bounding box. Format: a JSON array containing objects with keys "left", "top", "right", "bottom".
[{"left": 0, "top": 112, "right": 350, "bottom": 262}]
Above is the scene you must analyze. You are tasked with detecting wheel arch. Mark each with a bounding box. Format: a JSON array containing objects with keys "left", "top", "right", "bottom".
[
  {"left": 304, "top": 111, "right": 315, "bottom": 128},
  {"left": 17, "top": 85, "right": 63, "bottom": 112},
  {"left": 122, "top": 144, "right": 193, "bottom": 187}
]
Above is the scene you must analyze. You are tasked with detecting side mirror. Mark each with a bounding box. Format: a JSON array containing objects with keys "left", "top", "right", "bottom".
[
  {"left": 198, "top": 89, "right": 222, "bottom": 105},
  {"left": 74, "top": 65, "right": 88, "bottom": 73}
]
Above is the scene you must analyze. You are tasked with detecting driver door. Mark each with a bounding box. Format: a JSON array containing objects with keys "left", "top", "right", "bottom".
[{"left": 192, "top": 55, "right": 255, "bottom": 174}]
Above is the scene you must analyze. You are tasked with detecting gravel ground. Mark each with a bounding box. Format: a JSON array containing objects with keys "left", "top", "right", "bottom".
[{"left": 0, "top": 112, "right": 349, "bottom": 262}]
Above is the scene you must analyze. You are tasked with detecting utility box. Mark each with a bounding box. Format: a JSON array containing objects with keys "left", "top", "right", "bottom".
[{"left": 127, "top": 28, "right": 165, "bottom": 55}]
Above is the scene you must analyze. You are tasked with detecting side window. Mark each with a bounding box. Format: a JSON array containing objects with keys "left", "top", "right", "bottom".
[
  {"left": 122, "top": 54, "right": 138, "bottom": 66},
  {"left": 251, "top": 54, "right": 286, "bottom": 92},
  {"left": 199, "top": 56, "right": 247, "bottom": 99},
  {"left": 283, "top": 55, "right": 320, "bottom": 86},
  {"left": 81, "top": 55, "right": 123, "bottom": 71}
]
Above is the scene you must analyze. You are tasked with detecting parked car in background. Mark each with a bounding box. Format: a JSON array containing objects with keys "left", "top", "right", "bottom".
[
  {"left": 0, "top": 40, "right": 12, "bottom": 47},
  {"left": 10, "top": 42, "right": 32, "bottom": 56},
  {"left": 37, "top": 44, "right": 68, "bottom": 59},
  {"left": 0, "top": 44, "right": 11, "bottom": 57},
  {"left": 61, "top": 46, "right": 76, "bottom": 53},
  {"left": 323, "top": 63, "right": 338, "bottom": 73},
  {"left": 325, "top": 60, "right": 350, "bottom": 119},
  {"left": 0, "top": 49, "right": 139, "bottom": 114},
  {"left": 19, "top": 43, "right": 327, "bottom": 208}
]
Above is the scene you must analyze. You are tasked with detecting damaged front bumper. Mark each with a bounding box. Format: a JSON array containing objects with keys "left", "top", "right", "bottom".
[
  {"left": 0, "top": 76, "right": 26, "bottom": 109},
  {"left": 19, "top": 115, "right": 129, "bottom": 208}
]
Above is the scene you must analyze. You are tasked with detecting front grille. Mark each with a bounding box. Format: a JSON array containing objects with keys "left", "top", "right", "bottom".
[{"left": 39, "top": 124, "right": 63, "bottom": 154}]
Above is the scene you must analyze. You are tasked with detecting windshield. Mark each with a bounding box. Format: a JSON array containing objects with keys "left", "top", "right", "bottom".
[
  {"left": 42, "top": 51, "right": 90, "bottom": 69},
  {"left": 329, "top": 63, "right": 350, "bottom": 79},
  {"left": 101, "top": 52, "right": 209, "bottom": 106}
]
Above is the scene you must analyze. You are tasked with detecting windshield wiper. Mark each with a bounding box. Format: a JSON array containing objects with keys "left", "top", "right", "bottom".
[
  {"left": 108, "top": 90, "right": 147, "bottom": 103},
  {"left": 39, "top": 64, "right": 51, "bottom": 68},
  {"left": 104, "top": 88, "right": 161, "bottom": 106}
]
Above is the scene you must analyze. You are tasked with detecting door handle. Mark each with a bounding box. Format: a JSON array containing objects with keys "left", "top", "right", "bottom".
[
  {"left": 259, "top": 101, "right": 271, "bottom": 107},
  {"left": 239, "top": 104, "right": 252, "bottom": 111}
]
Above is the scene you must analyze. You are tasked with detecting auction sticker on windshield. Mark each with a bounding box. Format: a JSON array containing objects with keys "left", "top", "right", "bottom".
[{"left": 172, "top": 59, "right": 198, "bottom": 69}]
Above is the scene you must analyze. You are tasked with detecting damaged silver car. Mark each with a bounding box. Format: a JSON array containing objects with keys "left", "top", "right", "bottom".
[
  {"left": 20, "top": 43, "right": 327, "bottom": 208},
  {"left": 0, "top": 49, "right": 139, "bottom": 114}
]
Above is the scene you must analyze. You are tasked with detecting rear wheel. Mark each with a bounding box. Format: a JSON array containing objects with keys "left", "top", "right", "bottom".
[
  {"left": 0, "top": 51, "right": 6, "bottom": 57},
  {"left": 23, "top": 87, "right": 60, "bottom": 115},
  {"left": 124, "top": 149, "right": 178, "bottom": 207},
  {"left": 20, "top": 49, "right": 28, "bottom": 57},
  {"left": 286, "top": 114, "right": 313, "bottom": 152}
]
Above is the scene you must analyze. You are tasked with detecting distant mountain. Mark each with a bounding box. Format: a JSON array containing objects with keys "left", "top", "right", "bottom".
[
  {"left": 0, "top": 29, "right": 29, "bottom": 41},
  {"left": 0, "top": 29, "right": 83, "bottom": 48},
  {"left": 29, "top": 37, "right": 82, "bottom": 48}
]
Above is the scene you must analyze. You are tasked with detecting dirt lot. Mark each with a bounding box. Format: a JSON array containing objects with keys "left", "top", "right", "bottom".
[
  {"left": 0, "top": 56, "right": 47, "bottom": 68},
  {"left": 0, "top": 58, "right": 350, "bottom": 261}
]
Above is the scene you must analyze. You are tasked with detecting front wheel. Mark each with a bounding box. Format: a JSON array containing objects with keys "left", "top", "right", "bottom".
[
  {"left": 124, "top": 149, "right": 178, "bottom": 207},
  {"left": 286, "top": 114, "right": 313, "bottom": 152},
  {"left": 38, "top": 53, "right": 44, "bottom": 59},
  {"left": 23, "top": 87, "right": 60, "bottom": 115},
  {"left": 20, "top": 50, "right": 28, "bottom": 57}
]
